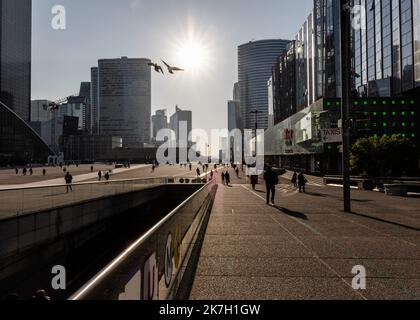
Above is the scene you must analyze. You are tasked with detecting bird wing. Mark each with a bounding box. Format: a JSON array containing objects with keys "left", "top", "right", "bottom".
[
  {"left": 172, "top": 67, "right": 184, "bottom": 71},
  {"left": 161, "top": 60, "right": 171, "bottom": 69}
]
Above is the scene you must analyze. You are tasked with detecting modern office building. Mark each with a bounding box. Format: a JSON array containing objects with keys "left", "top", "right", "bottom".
[
  {"left": 95, "top": 57, "right": 151, "bottom": 148},
  {"left": 58, "top": 96, "right": 87, "bottom": 131},
  {"left": 30, "top": 115, "right": 79, "bottom": 155},
  {"left": 170, "top": 106, "right": 192, "bottom": 146},
  {"left": 350, "top": 0, "right": 420, "bottom": 98},
  {"left": 79, "top": 82, "right": 91, "bottom": 132},
  {"left": 90, "top": 67, "right": 99, "bottom": 134},
  {"left": 152, "top": 109, "right": 168, "bottom": 139},
  {"left": 1, "top": 102, "right": 54, "bottom": 165},
  {"left": 266, "top": 0, "right": 419, "bottom": 174},
  {"left": 0, "top": 0, "right": 54, "bottom": 165},
  {"left": 31, "top": 100, "right": 53, "bottom": 122},
  {"left": 0, "top": 0, "right": 32, "bottom": 122},
  {"left": 64, "top": 134, "right": 122, "bottom": 161},
  {"left": 237, "top": 39, "right": 290, "bottom": 130},
  {"left": 228, "top": 100, "right": 241, "bottom": 132}
]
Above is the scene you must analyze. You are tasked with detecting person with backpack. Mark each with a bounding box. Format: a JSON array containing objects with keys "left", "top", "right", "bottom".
[
  {"left": 298, "top": 172, "right": 308, "bottom": 193},
  {"left": 264, "top": 166, "right": 279, "bottom": 206}
]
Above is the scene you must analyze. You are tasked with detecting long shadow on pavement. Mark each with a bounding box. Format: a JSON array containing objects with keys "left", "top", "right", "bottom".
[
  {"left": 349, "top": 211, "right": 420, "bottom": 232},
  {"left": 274, "top": 206, "right": 308, "bottom": 220}
]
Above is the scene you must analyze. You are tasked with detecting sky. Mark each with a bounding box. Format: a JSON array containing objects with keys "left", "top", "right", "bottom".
[{"left": 32, "top": 0, "right": 313, "bottom": 133}]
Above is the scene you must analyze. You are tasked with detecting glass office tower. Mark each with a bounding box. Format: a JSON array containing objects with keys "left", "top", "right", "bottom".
[
  {"left": 238, "top": 39, "right": 289, "bottom": 130},
  {"left": 0, "top": 0, "right": 32, "bottom": 122},
  {"left": 351, "top": 0, "right": 420, "bottom": 97},
  {"left": 0, "top": 0, "right": 54, "bottom": 164}
]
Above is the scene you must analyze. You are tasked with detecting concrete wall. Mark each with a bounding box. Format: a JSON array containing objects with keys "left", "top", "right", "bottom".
[{"left": 0, "top": 184, "right": 200, "bottom": 294}]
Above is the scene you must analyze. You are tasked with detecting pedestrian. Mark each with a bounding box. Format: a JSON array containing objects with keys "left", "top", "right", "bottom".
[
  {"left": 236, "top": 168, "right": 240, "bottom": 178},
  {"left": 210, "top": 170, "right": 214, "bottom": 180},
  {"left": 105, "top": 171, "right": 110, "bottom": 183},
  {"left": 189, "top": 163, "right": 192, "bottom": 171},
  {"left": 264, "top": 166, "right": 279, "bottom": 206},
  {"left": 196, "top": 168, "right": 201, "bottom": 177},
  {"left": 32, "top": 289, "right": 51, "bottom": 301},
  {"left": 152, "top": 164, "right": 156, "bottom": 173},
  {"left": 221, "top": 172, "right": 226, "bottom": 185},
  {"left": 23, "top": 168, "right": 27, "bottom": 176},
  {"left": 298, "top": 172, "right": 308, "bottom": 193},
  {"left": 29, "top": 168, "right": 33, "bottom": 176},
  {"left": 98, "top": 170, "right": 102, "bottom": 181},
  {"left": 225, "top": 171, "right": 231, "bottom": 186},
  {"left": 291, "top": 172, "right": 298, "bottom": 188},
  {"left": 15, "top": 168, "right": 19, "bottom": 175},
  {"left": 65, "top": 172, "right": 73, "bottom": 193},
  {"left": 42, "top": 169, "right": 46, "bottom": 176},
  {"left": 90, "top": 166, "right": 94, "bottom": 173},
  {"left": 250, "top": 175, "right": 257, "bottom": 190}
]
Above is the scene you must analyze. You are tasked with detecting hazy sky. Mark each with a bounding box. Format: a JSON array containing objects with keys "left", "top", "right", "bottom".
[{"left": 32, "top": 0, "right": 313, "bottom": 132}]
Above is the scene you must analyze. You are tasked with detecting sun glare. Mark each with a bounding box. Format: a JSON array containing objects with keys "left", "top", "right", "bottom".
[
  {"left": 176, "top": 40, "right": 208, "bottom": 72},
  {"left": 171, "top": 20, "right": 214, "bottom": 76}
]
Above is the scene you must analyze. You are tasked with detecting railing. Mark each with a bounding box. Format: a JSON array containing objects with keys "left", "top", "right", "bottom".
[
  {"left": 69, "top": 180, "right": 218, "bottom": 300},
  {"left": 0, "top": 177, "right": 208, "bottom": 221}
]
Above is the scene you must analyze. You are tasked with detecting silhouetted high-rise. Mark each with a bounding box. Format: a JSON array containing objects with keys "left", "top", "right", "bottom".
[{"left": 0, "top": 0, "right": 32, "bottom": 122}]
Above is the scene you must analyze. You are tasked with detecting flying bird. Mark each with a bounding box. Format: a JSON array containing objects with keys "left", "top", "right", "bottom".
[
  {"left": 148, "top": 62, "right": 164, "bottom": 74},
  {"left": 161, "top": 60, "right": 185, "bottom": 74}
]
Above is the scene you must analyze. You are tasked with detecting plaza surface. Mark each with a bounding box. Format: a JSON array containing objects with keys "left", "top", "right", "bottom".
[
  {"left": 190, "top": 168, "right": 420, "bottom": 300},
  {"left": 0, "top": 164, "right": 211, "bottom": 220}
]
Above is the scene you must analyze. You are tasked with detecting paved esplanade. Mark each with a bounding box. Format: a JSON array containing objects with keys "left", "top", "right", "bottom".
[
  {"left": 190, "top": 168, "right": 420, "bottom": 300},
  {"left": 0, "top": 164, "right": 211, "bottom": 220}
]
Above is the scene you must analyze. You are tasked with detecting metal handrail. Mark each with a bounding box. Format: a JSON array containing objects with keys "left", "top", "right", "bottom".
[
  {"left": 69, "top": 179, "right": 215, "bottom": 300},
  {"left": 0, "top": 176, "right": 207, "bottom": 192}
]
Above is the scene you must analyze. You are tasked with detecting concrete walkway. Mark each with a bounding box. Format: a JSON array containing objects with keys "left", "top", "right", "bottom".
[
  {"left": 0, "top": 165, "right": 149, "bottom": 190},
  {"left": 190, "top": 171, "right": 420, "bottom": 300}
]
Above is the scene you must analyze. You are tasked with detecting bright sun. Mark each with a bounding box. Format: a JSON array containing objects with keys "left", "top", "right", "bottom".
[{"left": 175, "top": 39, "right": 210, "bottom": 74}]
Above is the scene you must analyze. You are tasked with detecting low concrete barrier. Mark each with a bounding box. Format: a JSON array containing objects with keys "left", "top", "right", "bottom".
[
  {"left": 384, "top": 182, "right": 420, "bottom": 197},
  {"left": 323, "top": 176, "right": 375, "bottom": 190}
]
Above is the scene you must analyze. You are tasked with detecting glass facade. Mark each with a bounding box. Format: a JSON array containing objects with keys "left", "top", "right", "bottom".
[
  {"left": 238, "top": 39, "right": 289, "bottom": 130},
  {"left": 273, "top": 42, "right": 297, "bottom": 124},
  {"left": 0, "top": 0, "right": 31, "bottom": 122},
  {"left": 96, "top": 57, "right": 151, "bottom": 148},
  {"left": 414, "top": 0, "right": 420, "bottom": 86},
  {"left": 0, "top": 102, "right": 54, "bottom": 165},
  {"left": 401, "top": 0, "right": 414, "bottom": 91}
]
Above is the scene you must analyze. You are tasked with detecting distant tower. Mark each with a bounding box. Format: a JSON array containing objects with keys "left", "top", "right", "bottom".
[
  {"left": 96, "top": 57, "right": 152, "bottom": 147},
  {"left": 238, "top": 39, "right": 289, "bottom": 130}
]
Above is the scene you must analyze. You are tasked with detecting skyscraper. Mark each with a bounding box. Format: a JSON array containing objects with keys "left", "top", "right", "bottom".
[
  {"left": 152, "top": 109, "right": 168, "bottom": 139},
  {"left": 0, "top": 0, "right": 32, "bottom": 122},
  {"left": 97, "top": 57, "right": 151, "bottom": 148},
  {"left": 227, "top": 100, "right": 240, "bottom": 132},
  {"left": 0, "top": 0, "right": 54, "bottom": 164},
  {"left": 90, "top": 67, "right": 99, "bottom": 134},
  {"left": 238, "top": 39, "right": 289, "bottom": 130},
  {"left": 79, "top": 82, "right": 91, "bottom": 133},
  {"left": 170, "top": 106, "right": 192, "bottom": 146}
]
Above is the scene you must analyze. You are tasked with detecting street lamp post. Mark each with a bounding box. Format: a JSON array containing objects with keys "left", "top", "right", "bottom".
[
  {"left": 250, "top": 110, "right": 262, "bottom": 158},
  {"left": 340, "top": 0, "right": 352, "bottom": 213}
]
